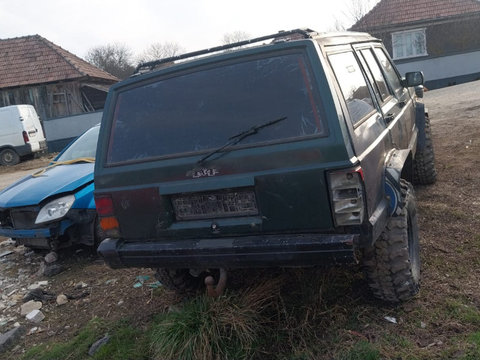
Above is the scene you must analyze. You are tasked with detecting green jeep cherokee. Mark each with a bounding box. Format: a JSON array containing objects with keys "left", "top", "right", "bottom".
[{"left": 94, "top": 29, "right": 436, "bottom": 302}]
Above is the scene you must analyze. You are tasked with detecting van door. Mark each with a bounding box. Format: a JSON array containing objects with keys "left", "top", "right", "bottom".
[
  {"left": 18, "top": 105, "right": 45, "bottom": 151},
  {"left": 0, "top": 107, "right": 22, "bottom": 147}
]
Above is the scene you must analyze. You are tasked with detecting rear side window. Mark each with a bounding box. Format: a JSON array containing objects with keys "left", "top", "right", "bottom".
[
  {"left": 374, "top": 48, "right": 403, "bottom": 95},
  {"left": 106, "top": 52, "right": 326, "bottom": 164},
  {"left": 329, "top": 51, "right": 376, "bottom": 125},
  {"left": 360, "top": 49, "right": 391, "bottom": 102}
]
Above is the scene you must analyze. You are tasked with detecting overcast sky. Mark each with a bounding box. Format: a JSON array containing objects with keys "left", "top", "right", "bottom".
[{"left": 0, "top": 0, "right": 378, "bottom": 60}]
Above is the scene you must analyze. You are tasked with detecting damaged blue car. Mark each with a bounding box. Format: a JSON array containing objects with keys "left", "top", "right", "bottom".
[{"left": 0, "top": 124, "right": 99, "bottom": 251}]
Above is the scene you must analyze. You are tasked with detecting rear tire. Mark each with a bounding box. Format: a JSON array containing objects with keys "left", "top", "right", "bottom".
[
  {"left": 154, "top": 268, "right": 201, "bottom": 294},
  {"left": 413, "top": 115, "right": 437, "bottom": 184},
  {"left": 363, "top": 179, "right": 420, "bottom": 302},
  {"left": 0, "top": 148, "right": 20, "bottom": 166}
]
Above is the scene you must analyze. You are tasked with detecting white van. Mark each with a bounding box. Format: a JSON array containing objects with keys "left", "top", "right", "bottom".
[{"left": 0, "top": 105, "right": 47, "bottom": 165}]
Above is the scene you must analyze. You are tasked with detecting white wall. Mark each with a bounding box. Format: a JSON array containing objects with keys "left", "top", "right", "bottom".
[
  {"left": 396, "top": 50, "right": 480, "bottom": 82},
  {"left": 43, "top": 111, "right": 103, "bottom": 141}
]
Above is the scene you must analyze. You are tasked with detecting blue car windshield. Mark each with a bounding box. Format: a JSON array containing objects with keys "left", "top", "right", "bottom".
[{"left": 56, "top": 126, "right": 99, "bottom": 162}]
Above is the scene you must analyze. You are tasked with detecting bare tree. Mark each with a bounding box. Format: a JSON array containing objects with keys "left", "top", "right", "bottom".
[
  {"left": 332, "top": 0, "right": 380, "bottom": 31},
  {"left": 137, "top": 42, "right": 185, "bottom": 64},
  {"left": 221, "top": 31, "right": 251, "bottom": 45},
  {"left": 345, "top": 0, "right": 376, "bottom": 24},
  {"left": 330, "top": 18, "right": 347, "bottom": 32},
  {"left": 85, "top": 44, "right": 135, "bottom": 79}
]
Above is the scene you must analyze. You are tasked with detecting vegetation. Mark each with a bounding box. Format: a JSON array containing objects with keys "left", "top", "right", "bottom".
[
  {"left": 85, "top": 44, "right": 135, "bottom": 79},
  {"left": 19, "top": 262, "right": 480, "bottom": 360},
  {"left": 85, "top": 30, "right": 249, "bottom": 79},
  {"left": 149, "top": 278, "right": 279, "bottom": 360},
  {"left": 136, "top": 42, "right": 185, "bottom": 64}
]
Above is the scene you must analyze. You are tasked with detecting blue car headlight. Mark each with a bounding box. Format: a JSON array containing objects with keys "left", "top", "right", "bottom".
[{"left": 35, "top": 195, "right": 75, "bottom": 224}]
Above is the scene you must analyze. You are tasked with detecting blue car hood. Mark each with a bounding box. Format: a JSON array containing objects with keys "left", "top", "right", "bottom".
[{"left": 0, "top": 163, "right": 94, "bottom": 208}]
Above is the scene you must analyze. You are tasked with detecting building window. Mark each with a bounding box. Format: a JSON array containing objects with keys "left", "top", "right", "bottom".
[
  {"left": 392, "top": 29, "right": 427, "bottom": 60},
  {"left": 53, "top": 92, "right": 67, "bottom": 104}
]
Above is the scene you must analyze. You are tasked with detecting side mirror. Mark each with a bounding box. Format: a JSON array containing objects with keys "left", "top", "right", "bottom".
[{"left": 403, "top": 71, "right": 424, "bottom": 87}]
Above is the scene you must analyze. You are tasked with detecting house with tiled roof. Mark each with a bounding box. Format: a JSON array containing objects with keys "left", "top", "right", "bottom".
[
  {"left": 350, "top": 0, "right": 480, "bottom": 89},
  {"left": 0, "top": 35, "right": 118, "bottom": 121}
]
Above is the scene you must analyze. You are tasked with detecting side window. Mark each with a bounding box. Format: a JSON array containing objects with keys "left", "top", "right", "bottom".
[
  {"left": 374, "top": 48, "right": 403, "bottom": 95},
  {"left": 329, "top": 52, "right": 376, "bottom": 125},
  {"left": 360, "top": 49, "right": 391, "bottom": 102}
]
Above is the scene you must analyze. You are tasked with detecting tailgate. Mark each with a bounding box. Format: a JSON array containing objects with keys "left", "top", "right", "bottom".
[{"left": 98, "top": 143, "right": 351, "bottom": 241}]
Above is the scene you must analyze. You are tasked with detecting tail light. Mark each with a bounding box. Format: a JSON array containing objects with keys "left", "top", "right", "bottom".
[
  {"left": 22, "top": 131, "right": 29, "bottom": 144},
  {"left": 94, "top": 195, "right": 120, "bottom": 238},
  {"left": 328, "top": 166, "right": 365, "bottom": 226}
]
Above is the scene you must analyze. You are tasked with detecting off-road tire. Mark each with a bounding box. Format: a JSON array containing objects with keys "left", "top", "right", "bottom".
[
  {"left": 363, "top": 179, "right": 420, "bottom": 302},
  {"left": 413, "top": 115, "right": 437, "bottom": 184},
  {"left": 0, "top": 148, "right": 20, "bottom": 166},
  {"left": 154, "top": 268, "right": 200, "bottom": 294}
]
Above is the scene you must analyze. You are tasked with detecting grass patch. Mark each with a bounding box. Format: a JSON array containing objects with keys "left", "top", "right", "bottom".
[
  {"left": 22, "top": 318, "right": 106, "bottom": 360},
  {"left": 338, "top": 341, "right": 380, "bottom": 360},
  {"left": 94, "top": 320, "right": 149, "bottom": 360},
  {"left": 464, "top": 332, "right": 480, "bottom": 359},
  {"left": 150, "top": 277, "right": 282, "bottom": 360},
  {"left": 22, "top": 318, "right": 148, "bottom": 360},
  {"left": 440, "top": 332, "right": 480, "bottom": 360},
  {"left": 446, "top": 299, "right": 480, "bottom": 326},
  {"left": 382, "top": 333, "right": 414, "bottom": 349}
]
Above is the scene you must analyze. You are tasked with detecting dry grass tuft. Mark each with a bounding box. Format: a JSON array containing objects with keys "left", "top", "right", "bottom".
[{"left": 149, "top": 276, "right": 284, "bottom": 360}]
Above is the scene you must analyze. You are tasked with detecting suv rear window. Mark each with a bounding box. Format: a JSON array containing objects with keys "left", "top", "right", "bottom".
[{"left": 107, "top": 52, "right": 326, "bottom": 164}]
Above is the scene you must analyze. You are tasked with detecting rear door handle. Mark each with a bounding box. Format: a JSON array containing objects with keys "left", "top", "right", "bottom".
[{"left": 385, "top": 113, "right": 395, "bottom": 123}]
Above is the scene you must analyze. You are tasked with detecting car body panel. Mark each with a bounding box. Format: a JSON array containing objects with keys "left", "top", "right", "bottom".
[
  {"left": 0, "top": 164, "right": 94, "bottom": 208},
  {"left": 0, "top": 125, "right": 99, "bottom": 249},
  {"left": 94, "top": 30, "right": 423, "bottom": 270}
]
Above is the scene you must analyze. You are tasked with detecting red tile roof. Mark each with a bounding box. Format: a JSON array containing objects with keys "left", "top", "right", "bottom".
[
  {"left": 0, "top": 35, "right": 118, "bottom": 89},
  {"left": 351, "top": 0, "right": 480, "bottom": 31}
]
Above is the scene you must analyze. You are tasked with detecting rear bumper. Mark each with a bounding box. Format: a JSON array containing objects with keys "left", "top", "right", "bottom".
[
  {"left": 97, "top": 233, "right": 359, "bottom": 269},
  {"left": 38, "top": 140, "right": 48, "bottom": 153}
]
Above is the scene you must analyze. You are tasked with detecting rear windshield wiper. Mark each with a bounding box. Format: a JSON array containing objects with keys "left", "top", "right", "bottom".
[{"left": 197, "top": 116, "right": 287, "bottom": 164}]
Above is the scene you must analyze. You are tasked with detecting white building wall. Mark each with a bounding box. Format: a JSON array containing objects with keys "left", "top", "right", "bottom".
[
  {"left": 396, "top": 50, "right": 480, "bottom": 83},
  {"left": 43, "top": 111, "right": 103, "bottom": 141}
]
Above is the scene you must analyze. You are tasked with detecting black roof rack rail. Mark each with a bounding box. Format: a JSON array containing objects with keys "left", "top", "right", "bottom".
[{"left": 133, "top": 28, "right": 316, "bottom": 75}]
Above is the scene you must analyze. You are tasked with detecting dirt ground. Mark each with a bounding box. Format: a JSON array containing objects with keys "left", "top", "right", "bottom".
[
  {"left": 0, "top": 155, "right": 55, "bottom": 191},
  {"left": 409, "top": 82, "right": 480, "bottom": 354},
  {"left": 0, "top": 79, "right": 479, "bottom": 358}
]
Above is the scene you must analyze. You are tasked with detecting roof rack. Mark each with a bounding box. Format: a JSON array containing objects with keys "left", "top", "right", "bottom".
[{"left": 133, "top": 28, "right": 316, "bottom": 75}]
